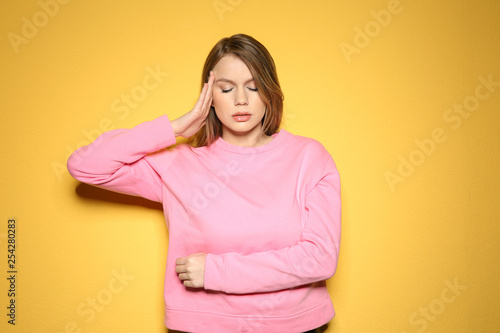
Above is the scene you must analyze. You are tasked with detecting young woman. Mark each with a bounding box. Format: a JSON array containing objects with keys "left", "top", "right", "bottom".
[{"left": 68, "top": 34, "right": 341, "bottom": 333}]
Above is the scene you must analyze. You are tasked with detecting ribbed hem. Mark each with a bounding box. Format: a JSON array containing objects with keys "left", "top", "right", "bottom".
[
  {"left": 204, "top": 253, "right": 227, "bottom": 292},
  {"left": 150, "top": 114, "right": 177, "bottom": 149},
  {"left": 164, "top": 296, "right": 334, "bottom": 333}
]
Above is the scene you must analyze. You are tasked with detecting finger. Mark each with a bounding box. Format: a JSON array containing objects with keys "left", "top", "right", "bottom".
[
  {"left": 209, "top": 70, "right": 215, "bottom": 85},
  {"left": 193, "top": 83, "right": 209, "bottom": 112},
  {"left": 202, "top": 72, "right": 215, "bottom": 112},
  {"left": 175, "top": 265, "right": 186, "bottom": 273},
  {"left": 178, "top": 273, "right": 189, "bottom": 281},
  {"left": 176, "top": 257, "right": 187, "bottom": 265},
  {"left": 208, "top": 71, "right": 215, "bottom": 92},
  {"left": 203, "top": 95, "right": 213, "bottom": 116}
]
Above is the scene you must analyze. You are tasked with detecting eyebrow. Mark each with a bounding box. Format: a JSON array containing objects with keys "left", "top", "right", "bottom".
[{"left": 215, "top": 78, "right": 255, "bottom": 84}]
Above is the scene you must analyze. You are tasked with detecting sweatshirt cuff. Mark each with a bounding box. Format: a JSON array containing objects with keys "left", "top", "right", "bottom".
[
  {"left": 204, "top": 253, "right": 227, "bottom": 292},
  {"left": 149, "top": 114, "right": 177, "bottom": 150}
]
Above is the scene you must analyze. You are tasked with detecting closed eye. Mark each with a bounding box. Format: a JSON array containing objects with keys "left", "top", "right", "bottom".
[{"left": 221, "top": 87, "right": 258, "bottom": 93}]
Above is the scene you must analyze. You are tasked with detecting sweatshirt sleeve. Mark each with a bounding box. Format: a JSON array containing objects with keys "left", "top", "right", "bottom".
[
  {"left": 204, "top": 155, "right": 341, "bottom": 294},
  {"left": 67, "top": 115, "right": 176, "bottom": 202}
]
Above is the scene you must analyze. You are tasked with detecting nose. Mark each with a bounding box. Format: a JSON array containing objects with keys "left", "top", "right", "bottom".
[{"left": 234, "top": 88, "right": 248, "bottom": 106}]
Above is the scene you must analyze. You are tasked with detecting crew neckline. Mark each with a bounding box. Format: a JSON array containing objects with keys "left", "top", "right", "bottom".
[{"left": 213, "top": 129, "right": 289, "bottom": 154}]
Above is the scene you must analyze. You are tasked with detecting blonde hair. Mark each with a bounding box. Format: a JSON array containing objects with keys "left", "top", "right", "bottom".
[{"left": 189, "top": 34, "right": 284, "bottom": 147}]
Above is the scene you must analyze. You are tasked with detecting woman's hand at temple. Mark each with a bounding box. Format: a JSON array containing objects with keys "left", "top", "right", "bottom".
[{"left": 171, "top": 71, "right": 215, "bottom": 138}]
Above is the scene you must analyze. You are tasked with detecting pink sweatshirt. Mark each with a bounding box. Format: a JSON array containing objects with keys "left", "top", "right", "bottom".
[{"left": 67, "top": 115, "right": 341, "bottom": 333}]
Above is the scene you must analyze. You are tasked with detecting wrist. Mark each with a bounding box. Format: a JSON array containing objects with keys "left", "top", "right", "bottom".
[{"left": 170, "top": 118, "right": 182, "bottom": 137}]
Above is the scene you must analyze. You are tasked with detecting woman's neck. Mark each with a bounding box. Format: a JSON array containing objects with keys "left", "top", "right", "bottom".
[{"left": 221, "top": 128, "right": 273, "bottom": 147}]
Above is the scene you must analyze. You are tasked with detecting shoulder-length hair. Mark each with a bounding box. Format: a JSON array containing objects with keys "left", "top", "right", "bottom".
[{"left": 189, "top": 34, "right": 284, "bottom": 147}]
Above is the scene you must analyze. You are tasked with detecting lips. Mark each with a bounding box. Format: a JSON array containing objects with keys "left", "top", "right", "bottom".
[{"left": 232, "top": 112, "right": 251, "bottom": 122}]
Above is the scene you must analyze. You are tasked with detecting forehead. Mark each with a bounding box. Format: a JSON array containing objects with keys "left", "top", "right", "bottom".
[{"left": 213, "top": 55, "right": 253, "bottom": 79}]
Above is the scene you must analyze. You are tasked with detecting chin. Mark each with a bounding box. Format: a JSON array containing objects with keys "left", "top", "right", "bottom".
[{"left": 226, "top": 122, "right": 261, "bottom": 134}]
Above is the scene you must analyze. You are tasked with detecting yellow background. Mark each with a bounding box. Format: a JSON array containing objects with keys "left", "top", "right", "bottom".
[{"left": 1, "top": 0, "right": 499, "bottom": 332}]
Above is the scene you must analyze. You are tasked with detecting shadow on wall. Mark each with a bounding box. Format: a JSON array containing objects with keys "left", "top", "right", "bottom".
[{"left": 75, "top": 183, "right": 163, "bottom": 211}]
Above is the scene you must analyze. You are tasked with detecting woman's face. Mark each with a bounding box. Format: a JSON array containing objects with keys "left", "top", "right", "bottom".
[{"left": 211, "top": 55, "right": 267, "bottom": 143}]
